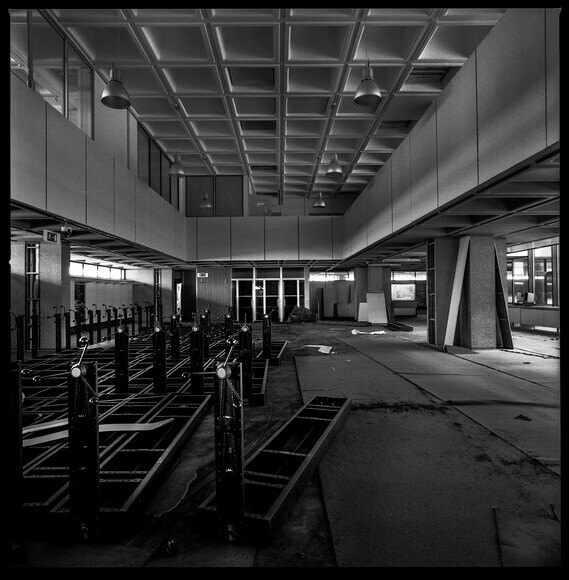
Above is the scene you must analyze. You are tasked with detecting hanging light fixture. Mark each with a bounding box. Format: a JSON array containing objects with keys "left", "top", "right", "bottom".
[
  {"left": 101, "top": 64, "right": 131, "bottom": 109},
  {"left": 169, "top": 153, "right": 185, "bottom": 177},
  {"left": 354, "top": 63, "right": 382, "bottom": 107},
  {"left": 313, "top": 192, "right": 326, "bottom": 208},
  {"left": 326, "top": 152, "right": 343, "bottom": 178},
  {"left": 200, "top": 191, "right": 212, "bottom": 209}
]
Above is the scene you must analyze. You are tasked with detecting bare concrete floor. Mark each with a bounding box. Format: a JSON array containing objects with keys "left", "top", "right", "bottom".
[{"left": 11, "top": 316, "right": 563, "bottom": 568}]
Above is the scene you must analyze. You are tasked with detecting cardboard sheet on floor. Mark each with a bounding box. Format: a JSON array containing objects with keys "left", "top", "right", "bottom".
[{"left": 494, "top": 511, "right": 561, "bottom": 567}]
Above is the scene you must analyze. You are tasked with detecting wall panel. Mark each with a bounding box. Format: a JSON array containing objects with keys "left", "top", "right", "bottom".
[
  {"left": 215, "top": 175, "right": 244, "bottom": 217},
  {"left": 410, "top": 102, "right": 438, "bottom": 220},
  {"left": 114, "top": 162, "right": 136, "bottom": 241},
  {"left": 231, "top": 217, "right": 265, "bottom": 260},
  {"left": 93, "top": 74, "right": 129, "bottom": 169},
  {"left": 332, "top": 216, "right": 343, "bottom": 260},
  {"left": 86, "top": 138, "right": 114, "bottom": 233},
  {"left": 436, "top": 56, "right": 479, "bottom": 207},
  {"left": 391, "top": 137, "right": 412, "bottom": 232},
  {"left": 134, "top": 181, "right": 154, "bottom": 247},
  {"left": 546, "top": 9, "right": 560, "bottom": 145},
  {"left": 197, "top": 217, "right": 231, "bottom": 260},
  {"left": 365, "top": 175, "right": 381, "bottom": 246},
  {"left": 265, "top": 217, "right": 299, "bottom": 260},
  {"left": 152, "top": 193, "right": 166, "bottom": 253},
  {"left": 299, "top": 217, "right": 333, "bottom": 260},
  {"left": 186, "top": 217, "right": 197, "bottom": 261},
  {"left": 477, "top": 9, "right": 547, "bottom": 184},
  {"left": 10, "top": 76, "right": 47, "bottom": 209},
  {"left": 46, "top": 106, "right": 86, "bottom": 223}
]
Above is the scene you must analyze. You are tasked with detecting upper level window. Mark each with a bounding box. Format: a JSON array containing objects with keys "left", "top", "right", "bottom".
[
  {"left": 10, "top": 9, "right": 29, "bottom": 84},
  {"left": 31, "top": 10, "right": 64, "bottom": 115},
  {"left": 67, "top": 43, "right": 93, "bottom": 138}
]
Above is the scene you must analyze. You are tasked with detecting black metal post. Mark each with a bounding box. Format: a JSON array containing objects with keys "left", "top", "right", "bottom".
[
  {"left": 262, "top": 313, "right": 272, "bottom": 359},
  {"left": 114, "top": 325, "right": 129, "bottom": 394},
  {"left": 106, "top": 308, "right": 113, "bottom": 340},
  {"left": 213, "top": 361, "right": 244, "bottom": 542},
  {"left": 189, "top": 324, "right": 204, "bottom": 395},
  {"left": 130, "top": 306, "right": 136, "bottom": 336},
  {"left": 152, "top": 324, "right": 167, "bottom": 393},
  {"left": 64, "top": 311, "right": 71, "bottom": 351},
  {"left": 136, "top": 304, "right": 143, "bottom": 333},
  {"left": 95, "top": 310, "right": 102, "bottom": 344},
  {"left": 67, "top": 356, "right": 99, "bottom": 540},
  {"left": 238, "top": 324, "right": 253, "bottom": 403},
  {"left": 88, "top": 310, "right": 94, "bottom": 345},
  {"left": 170, "top": 315, "right": 180, "bottom": 359},
  {"left": 75, "top": 311, "right": 83, "bottom": 348},
  {"left": 224, "top": 314, "right": 234, "bottom": 357},
  {"left": 31, "top": 314, "right": 39, "bottom": 359}
]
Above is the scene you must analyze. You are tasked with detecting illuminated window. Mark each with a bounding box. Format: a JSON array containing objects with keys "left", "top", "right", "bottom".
[{"left": 392, "top": 284, "right": 415, "bottom": 301}]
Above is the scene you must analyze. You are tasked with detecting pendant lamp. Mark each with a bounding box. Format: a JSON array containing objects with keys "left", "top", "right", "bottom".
[
  {"left": 313, "top": 192, "right": 326, "bottom": 208},
  {"left": 326, "top": 152, "right": 343, "bottom": 178},
  {"left": 354, "top": 64, "right": 382, "bottom": 107},
  {"left": 169, "top": 153, "right": 185, "bottom": 177},
  {"left": 200, "top": 191, "right": 212, "bottom": 209},
  {"left": 101, "top": 64, "right": 131, "bottom": 110}
]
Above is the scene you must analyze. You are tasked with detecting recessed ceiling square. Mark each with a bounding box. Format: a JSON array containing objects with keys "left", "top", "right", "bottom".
[
  {"left": 179, "top": 97, "right": 226, "bottom": 117},
  {"left": 226, "top": 67, "right": 276, "bottom": 92},
  {"left": 418, "top": 24, "right": 495, "bottom": 61},
  {"left": 141, "top": 26, "right": 209, "bottom": 62},
  {"left": 163, "top": 67, "right": 219, "bottom": 93},
  {"left": 355, "top": 24, "right": 425, "bottom": 61},
  {"left": 286, "top": 97, "right": 330, "bottom": 116},
  {"left": 215, "top": 25, "right": 276, "bottom": 61},
  {"left": 288, "top": 24, "right": 351, "bottom": 62},
  {"left": 233, "top": 97, "right": 276, "bottom": 116},
  {"left": 287, "top": 66, "right": 340, "bottom": 93}
]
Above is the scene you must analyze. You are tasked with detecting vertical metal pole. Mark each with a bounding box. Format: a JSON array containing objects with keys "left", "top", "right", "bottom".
[
  {"left": 114, "top": 325, "right": 129, "bottom": 394},
  {"left": 31, "top": 314, "right": 39, "bottom": 359},
  {"left": 238, "top": 324, "right": 253, "bottom": 404},
  {"left": 87, "top": 310, "right": 94, "bottom": 345},
  {"left": 213, "top": 362, "right": 244, "bottom": 542},
  {"left": 200, "top": 313, "right": 210, "bottom": 358},
  {"left": 53, "top": 312, "right": 62, "bottom": 353},
  {"left": 170, "top": 315, "right": 180, "bottom": 359},
  {"left": 224, "top": 314, "right": 234, "bottom": 357},
  {"left": 64, "top": 311, "right": 71, "bottom": 351},
  {"left": 130, "top": 306, "right": 136, "bottom": 336},
  {"left": 152, "top": 324, "right": 167, "bottom": 393},
  {"left": 75, "top": 311, "right": 83, "bottom": 348},
  {"left": 95, "top": 310, "right": 102, "bottom": 344},
  {"left": 189, "top": 324, "right": 204, "bottom": 395},
  {"left": 67, "top": 358, "right": 99, "bottom": 540},
  {"left": 262, "top": 313, "right": 272, "bottom": 359},
  {"left": 106, "top": 308, "right": 112, "bottom": 340}
]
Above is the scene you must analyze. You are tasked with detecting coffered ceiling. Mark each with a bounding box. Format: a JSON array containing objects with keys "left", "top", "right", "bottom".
[{"left": 10, "top": 9, "right": 560, "bottom": 271}]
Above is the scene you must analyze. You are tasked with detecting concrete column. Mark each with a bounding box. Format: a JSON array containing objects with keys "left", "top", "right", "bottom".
[
  {"left": 39, "top": 240, "right": 70, "bottom": 352},
  {"left": 353, "top": 267, "right": 368, "bottom": 320},
  {"left": 368, "top": 265, "right": 392, "bottom": 319},
  {"left": 429, "top": 235, "right": 505, "bottom": 350}
]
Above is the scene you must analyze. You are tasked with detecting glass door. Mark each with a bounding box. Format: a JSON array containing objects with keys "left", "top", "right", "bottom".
[
  {"left": 255, "top": 279, "right": 279, "bottom": 321},
  {"left": 283, "top": 279, "right": 304, "bottom": 321},
  {"left": 232, "top": 279, "right": 253, "bottom": 324}
]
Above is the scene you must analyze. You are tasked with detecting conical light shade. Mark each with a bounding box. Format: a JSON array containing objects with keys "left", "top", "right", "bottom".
[
  {"left": 169, "top": 153, "right": 185, "bottom": 177},
  {"left": 313, "top": 192, "right": 326, "bottom": 208},
  {"left": 200, "top": 192, "right": 212, "bottom": 209},
  {"left": 101, "top": 64, "right": 131, "bottom": 109},
  {"left": 354, "top": 65, "right": 382, "bottom": 107},
  {"left": 326, "top": 152, "right": 343, "bottom": 177}
]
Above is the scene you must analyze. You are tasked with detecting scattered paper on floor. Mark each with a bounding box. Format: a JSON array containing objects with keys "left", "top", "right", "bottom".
[
  {"left": 306, "top": 344, "right": 333, "bottom": 354},
  {"left": 351, "top": 329, "right": 386, "bottom": 335}
]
